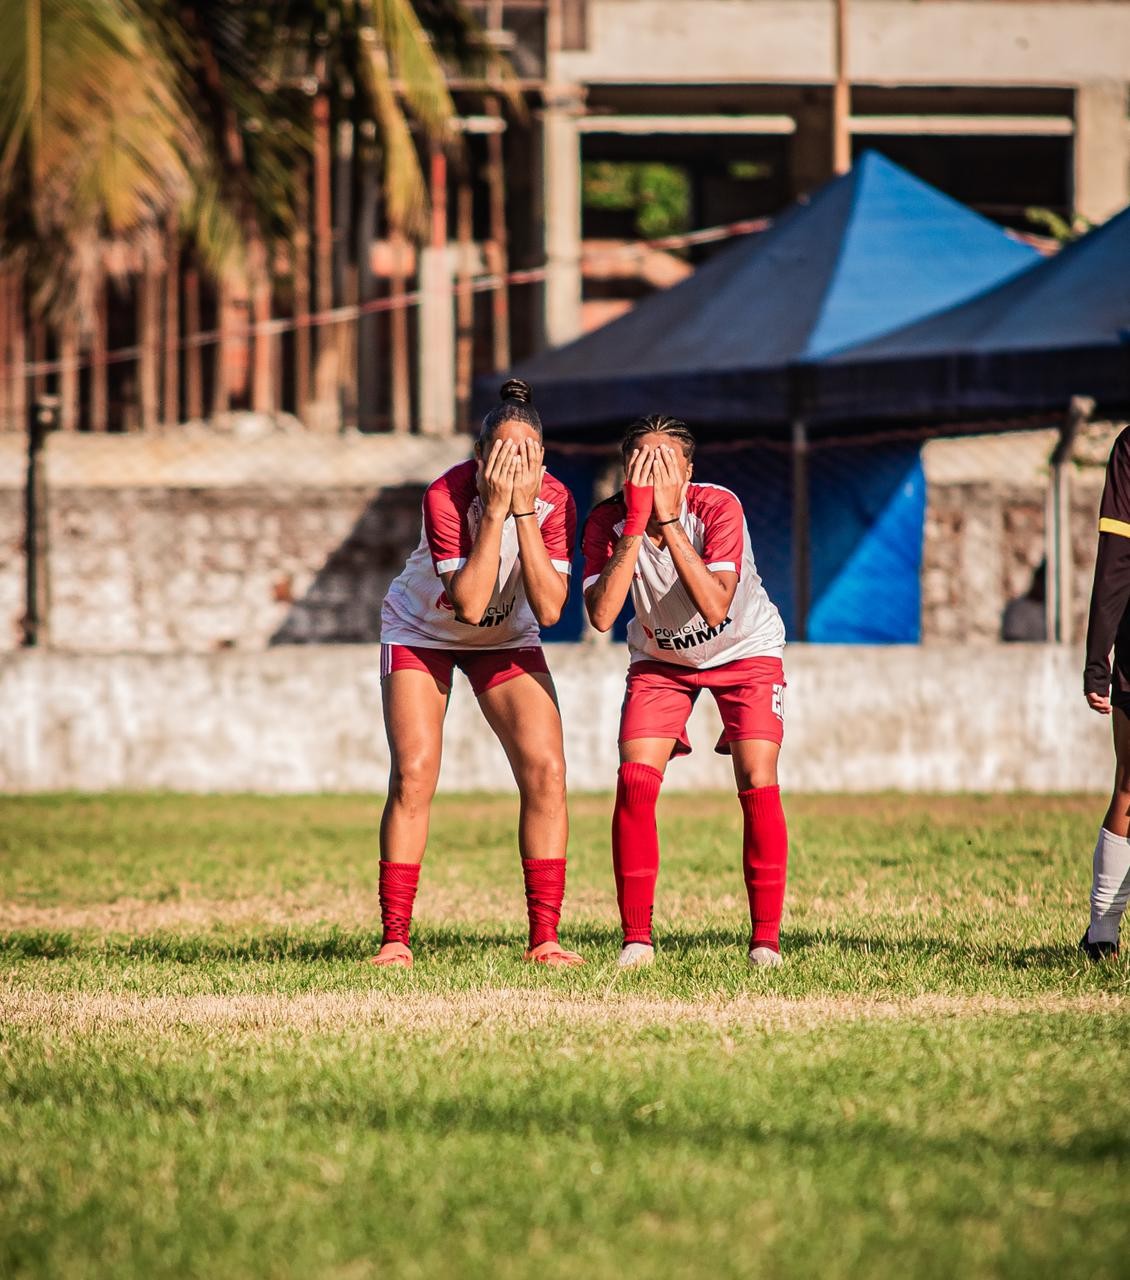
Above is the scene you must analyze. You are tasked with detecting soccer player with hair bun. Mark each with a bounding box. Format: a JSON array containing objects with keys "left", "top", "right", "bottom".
[
  {"left": 371, "top": 379, "right": 583, "bottom": 969},
  {"left": 582, "top": 416, "right": 790, "bottom": 968}
]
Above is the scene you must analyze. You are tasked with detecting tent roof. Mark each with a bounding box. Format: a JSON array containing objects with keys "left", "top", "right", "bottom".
[
  {"left": 481, "top": 151, "right": 1037, "bottom": 434},
  {"left": 814, "top": 204, "right": 1130, "bottom": 422},
  {"left": 834, "top": 202, "right": 1130, "bottom": 361}
]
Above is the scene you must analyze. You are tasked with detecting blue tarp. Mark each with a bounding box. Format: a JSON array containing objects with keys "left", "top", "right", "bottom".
[
  {"left": 816, "top": 202, "right": 1130, "bottom": 423},
  {"left": 692, "top": 440, "right": 926, "bottom": 641}
]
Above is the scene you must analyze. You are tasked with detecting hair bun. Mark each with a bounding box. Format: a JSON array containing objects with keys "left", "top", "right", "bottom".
[{"left": 500, "top": 378, "right": 533, "bottom": 406}]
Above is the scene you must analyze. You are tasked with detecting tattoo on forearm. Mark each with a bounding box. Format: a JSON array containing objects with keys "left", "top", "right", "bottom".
[
  {"left": 666, "top": 525, "right": 703, "bottom": 570},
  {"left": 599, "top": 536, "right": 638, "bottom": 585},
  {"left": 665, "top": 525, "right": 728, "bottom": 604}
]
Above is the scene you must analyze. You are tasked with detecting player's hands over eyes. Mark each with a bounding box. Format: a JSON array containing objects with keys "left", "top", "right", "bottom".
[
  {"left": 651, "top": 446, "right": 688, "bottom": 523},
  {"left": 477, "top": 439, "right": 519, "bottom": 519},
  {"left": 622, "top": 448, "right": 655, "bottom": 536},
  {"left": 510, "top": 439, "right": 545, "bottom": 515},
  {"left": 1087, "top": 691, "right": 1113, "bottom": 715},
  {"left": 625, "top": 447, "right": 655, "bottom": 491}
]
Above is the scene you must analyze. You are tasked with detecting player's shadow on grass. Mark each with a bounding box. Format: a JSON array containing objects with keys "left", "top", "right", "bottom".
[
  {"left": 420, "top": 923, "right": 624, "bottom": 952},
  {"left": 415, "top": 925, "right": 1079, "bottom": 972},
  {"left": 645, "top": 928, "right": 1081, "bottom": 971},
  {"left": 275, "top": 1093, "right": 1130, "bottom": 1163},
  {"left": 0, "top": 928, "right": 381, "bottom": 963},
  {"left": 792, "top": 929, "right": 1074, "bottom": 971},
  {"left": 0, "top": 926, "right": 1080, "bottom": 970}
]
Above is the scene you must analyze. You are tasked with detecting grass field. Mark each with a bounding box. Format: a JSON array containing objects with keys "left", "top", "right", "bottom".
[{"left": 1, "top": 792, "right": 1128, "bottom": 1280}]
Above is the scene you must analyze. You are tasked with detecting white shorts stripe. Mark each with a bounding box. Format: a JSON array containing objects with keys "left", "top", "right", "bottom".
[
  {"left": 582, "top": 574, "right": 600, "bottom": 591},
  {"left": 434, "top": 557, "right": 467, "bottom": 575},
  {"left": 551, "top": 559, "right": 573, "bottom": 574},
  {"left": 707, "top": 560, "right": 737, "bottom": 572}
]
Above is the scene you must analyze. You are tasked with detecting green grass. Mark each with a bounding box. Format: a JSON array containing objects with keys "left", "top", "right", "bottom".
[{"left": 1, "top": 793, "right": 1128, "bottom": 1279}]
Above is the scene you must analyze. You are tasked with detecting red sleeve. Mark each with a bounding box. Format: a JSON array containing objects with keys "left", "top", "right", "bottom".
[
  {"left": 582, "top": 502, "right": 622, "bottom": 590},
  {"left": 699, "top": 489, "right": 745, "bottom": 577},
  {"left": 422, "top": 474, "right": 473, "bottom": 574},
  {"left": 540, "top": 486, "right": 577, "bottom": 574}
]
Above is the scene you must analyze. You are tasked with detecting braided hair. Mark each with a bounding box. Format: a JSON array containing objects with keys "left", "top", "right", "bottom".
[{"left": 620, "top": 414, "right": 696, "bottom": 462}]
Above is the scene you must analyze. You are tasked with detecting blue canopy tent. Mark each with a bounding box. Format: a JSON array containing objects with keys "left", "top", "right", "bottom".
[
  {"left": 480, "top": 152, "right": 1038, "bottom": 641},
  {"left": 813, "top": 202, "right": 1130, "bottom": 425}
]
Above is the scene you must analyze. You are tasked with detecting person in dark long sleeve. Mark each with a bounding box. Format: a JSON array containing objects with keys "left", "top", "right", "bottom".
[{"left": 1080, "top": 427, "right": 1130, "bottom": 959}]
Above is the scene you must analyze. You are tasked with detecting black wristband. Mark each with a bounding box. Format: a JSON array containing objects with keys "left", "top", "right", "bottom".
[
  {"left": 657, "top": 517, "right": 681, "bottom": 526},
  {"left": 513, "top": 511, "right": 537, "bottom": 518}
]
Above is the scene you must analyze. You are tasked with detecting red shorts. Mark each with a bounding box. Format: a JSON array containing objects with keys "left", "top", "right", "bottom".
[
  {"left": 619, "top": 656, "right": 785, "bottom": 758},
  {"left": 380, "top": 643, "right": 550, "bottom": 697}
]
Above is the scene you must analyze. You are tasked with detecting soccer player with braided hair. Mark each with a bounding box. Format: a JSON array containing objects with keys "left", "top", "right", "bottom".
[
  {"left": 371, "top": 379, "right": 583, "bottom": 968},
  {"left": 582, "top": 416, "right": 790, "bottom": 968}
]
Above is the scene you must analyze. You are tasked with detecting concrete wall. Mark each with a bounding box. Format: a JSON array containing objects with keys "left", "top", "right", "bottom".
[
  {"left": 557, "top": 1, "right": 1130, "bottom": 220},
  {"left": 559, "top": 1, "right": 1130, "bottom": 86},
  {"left": 0, "top": 644, "right": 1110, "bottom": 793}
]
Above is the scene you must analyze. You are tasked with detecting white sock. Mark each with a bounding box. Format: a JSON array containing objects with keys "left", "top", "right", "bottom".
[{"left": 1089, "top": 828, "right": 1130, "bottom": 944}]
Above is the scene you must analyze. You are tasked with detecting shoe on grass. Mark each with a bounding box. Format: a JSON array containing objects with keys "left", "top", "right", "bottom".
[
  {"left": 524, "top": 940, "right": 585, "bottom": 967},
  {"left": 366, "top": 941, "right": 413, "bottom": 969},
  {"left": 617, "top": 942, "right": 655, "bottom": 969},
  {"left": 1079, "top": 930, "right": 1119, "bottom": 961},
  {"left": 748, "top": 945, "right": 783, "bottom": 968}
]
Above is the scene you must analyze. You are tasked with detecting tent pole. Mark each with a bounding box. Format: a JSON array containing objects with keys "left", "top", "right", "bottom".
[
  {"left": 1046, "top": 396, "right": 1092, "bottom": 643},
  {"left": 792, "top": 416, "right": 810, "bottom": 641},
  {"left": 833, "top": 0, "right": 851, "bottom": 175}
]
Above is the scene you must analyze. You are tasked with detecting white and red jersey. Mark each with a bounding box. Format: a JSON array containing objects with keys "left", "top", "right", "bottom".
[
  {"left": 582, "top": 482, "right": 785, "bottom": 669},
  {"left": 381, "top": 459, "right": 576, "bottom": 649}
]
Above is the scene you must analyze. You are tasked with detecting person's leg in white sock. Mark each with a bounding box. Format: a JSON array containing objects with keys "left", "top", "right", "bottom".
[
  {"left": 1086, "top": 708, "right": 1130, "bottom": 952},
  {"left": 1089, "top": 828, "right": 1130, "bottom": 944}
]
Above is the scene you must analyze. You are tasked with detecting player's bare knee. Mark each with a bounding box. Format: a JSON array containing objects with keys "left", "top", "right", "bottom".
[
  {"left": 519, "top": 753, "right": 566, "bottom": 802},
  {"left": 390, "top": 755, "right": 439, "bottom": 809},
  {"left": 1111, "top": 766, "right": 1130, "bottom": 802},
  {"left": 734, "top": 761, "right": 779, "bottom": 791}
]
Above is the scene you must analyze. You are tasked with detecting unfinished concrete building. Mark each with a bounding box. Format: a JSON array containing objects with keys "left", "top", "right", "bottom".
[{"left": 2, "top": 1, "right": 1127, "bottom": 438}]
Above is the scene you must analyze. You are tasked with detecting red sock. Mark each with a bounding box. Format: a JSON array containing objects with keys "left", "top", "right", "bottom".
[
  {"left": 522, "top": 857, "right": 566, "bottom": 948},
  {"left": 612, "top": 762, "right": 664, "bottom": 945},
  {"left": 379, "top": 860, "right": 421, "bottom": 947},
  {"left": 739, "top": 785, "right": 789, "bottom": 951}
]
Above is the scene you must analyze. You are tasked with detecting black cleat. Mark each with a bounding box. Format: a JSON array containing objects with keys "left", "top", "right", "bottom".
[{"left": 1079, "top": 930, "right": 1120, "bottom": 961}]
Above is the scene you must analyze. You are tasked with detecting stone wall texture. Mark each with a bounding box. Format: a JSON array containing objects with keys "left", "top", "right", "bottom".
[
  {"left": 0, "top": 430, "right": 470, "bottom": 652},
  {"left": 919, "top": 428, "right": 1111, "bottom": 644}
]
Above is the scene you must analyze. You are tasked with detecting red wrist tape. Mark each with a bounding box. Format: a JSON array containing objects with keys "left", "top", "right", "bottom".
[{"left": 623, "top": 482, "right": 653, "bottom": 537}]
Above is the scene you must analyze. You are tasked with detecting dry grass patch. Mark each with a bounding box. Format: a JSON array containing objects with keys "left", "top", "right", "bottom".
[{"left": 2, "top": 988, "right": 1124, "bottom": 1040}]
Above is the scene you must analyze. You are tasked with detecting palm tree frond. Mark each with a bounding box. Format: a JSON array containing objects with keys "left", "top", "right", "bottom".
[
  {"left": 369, "top": 0, "right": 456, "bottom": 136},
  {"left": 365, "top": 45, "right": 429, "bottom": 235}
]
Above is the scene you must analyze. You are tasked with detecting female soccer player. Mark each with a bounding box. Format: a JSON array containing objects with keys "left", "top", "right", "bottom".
[
  {"left": 1081, "top": 425, "right": 1130, "bottom": 960},
  {"left": 371, "top": 379, "right": 583, "bottom": 969},
  {"left": 582, "top": 415, "right": 789, "bottom": 968}
]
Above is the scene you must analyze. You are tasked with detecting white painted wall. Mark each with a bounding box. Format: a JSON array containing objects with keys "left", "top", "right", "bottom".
[{"left": 0, "top": 644, "right": 1111, "bottom": 793}]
